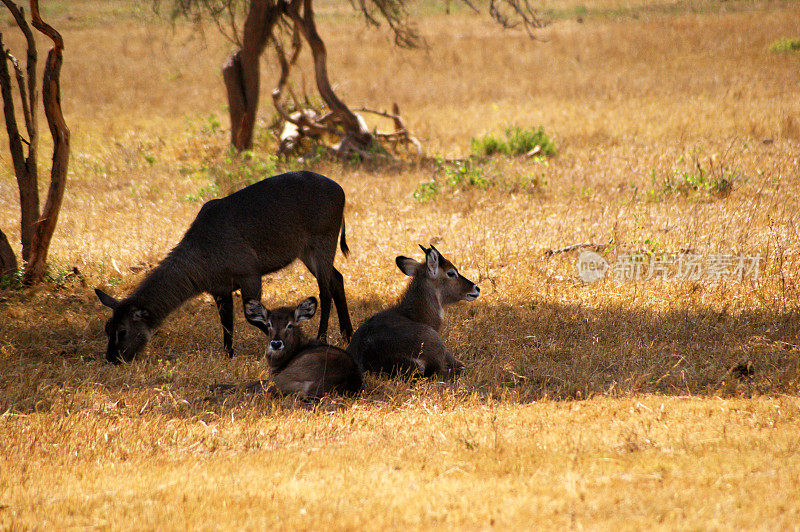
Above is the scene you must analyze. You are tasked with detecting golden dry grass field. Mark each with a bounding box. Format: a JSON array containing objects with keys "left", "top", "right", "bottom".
[{"left": 1, "top": 0, "right": 800, "bottom": 528}]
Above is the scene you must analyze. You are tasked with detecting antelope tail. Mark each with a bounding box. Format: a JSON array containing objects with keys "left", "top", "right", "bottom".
[{"left": 339, "top": 217, "right": 350, "bottom": 258}]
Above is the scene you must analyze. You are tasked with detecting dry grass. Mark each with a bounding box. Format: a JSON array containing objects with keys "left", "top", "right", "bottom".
[
  {"left": 1, "top": 0, "right": 800, "bottom": 527},
  {"left": 2, "top": 394, "right": 800, "bottom": 529}
]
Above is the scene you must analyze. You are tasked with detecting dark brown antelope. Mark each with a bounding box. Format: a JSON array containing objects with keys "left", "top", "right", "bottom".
[
  {"left": 232, "top": 297, "right": 362, "bottom": 399},
  {"left": 95, "top": 171, "right": 353, "bottom": 364},
  {"left": 348, "top": 245, "right": 479, "bottom": 379}
]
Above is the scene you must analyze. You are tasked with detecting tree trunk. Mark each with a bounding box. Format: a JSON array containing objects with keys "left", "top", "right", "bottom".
[
  {"left": 293, "top": 0, "right": 371, "bottom": 149},
  {"left": 222, "top": 52, "right": 247, "bottom": 149},
  {"left": 0, "top": 227, "right": 17, "bottom": 278},
  {"left": 0, "top": 26, "right": 38, "bottom": 263},
  {"left": 222, "top": 0, "right": 281, "bottom": 151},
  {"left": 24, "top": 2, "right": 69, "bottom": 285}
]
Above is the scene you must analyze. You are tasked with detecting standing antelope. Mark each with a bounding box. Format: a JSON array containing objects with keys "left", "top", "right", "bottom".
[
  {"left": 95, "top": 171, "right": 353, "bottom": 364},
  {"left": 236, "top": 297, "right": 362, "bottom": 399},
  {"left": 348, "top": 245, "right": 479, "bottom": 379}
]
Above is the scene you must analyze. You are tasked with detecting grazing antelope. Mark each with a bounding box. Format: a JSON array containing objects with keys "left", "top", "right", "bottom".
[
  {"left": 227, "top": 297, "right": 362, "bottom": 399},
  {"left": 348, "top": 245, "right": 479, "bottom": 379},
  {"left": 95, "top": 171, "right": 353, "bottom": 364}
]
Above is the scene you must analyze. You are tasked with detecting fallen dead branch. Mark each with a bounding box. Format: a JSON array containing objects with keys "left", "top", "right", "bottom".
[{"left": 543, "top": 243, "right": 608, "bottom": 259}]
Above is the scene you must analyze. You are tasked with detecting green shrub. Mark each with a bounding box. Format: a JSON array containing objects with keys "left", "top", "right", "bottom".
[
  {"left": 645, "top": 159, "right": 738, "bottom": 202},
  {"left": 769, "top": 38, "right": 800, "bottom": 53},
  {"left": 412, "top": 179, "right": 439, "bottom": 203},
  {"left": 471, "top": 125, "right": 556, "bottom": 157},
  {"left": 413, "top": 159, "right": 496, "bottom": 202},
  {"left": 445, "top": 160, "right": 491, "bottom": 189},
  {"left": 504, "top": 126, "right": 557, "bottom": 156},
  {"left": 470, "top": 135, "right": 507, "bottom": 156}
]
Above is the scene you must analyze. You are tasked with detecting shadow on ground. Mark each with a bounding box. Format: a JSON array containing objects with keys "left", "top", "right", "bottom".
[{"left": 1, "top": 287, "right": 798, "bottom": 415}]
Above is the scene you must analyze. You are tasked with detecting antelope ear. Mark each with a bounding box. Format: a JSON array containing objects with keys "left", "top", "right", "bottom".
[
  {"left": 295, "top": 297, "right": 317, "bottom": 322},
  {"left": 95, "top": 288, "right": 119, "bottom": 309},
  {"left": 396, "top": 256, "right": 420, "bottom": 276},
  {"left": 425, "top": 246, "right": 441, "bottom": 278},
  {"left": 131, "top": 308, "right": 150, "bottom": 322},
  {"left": 245, "top": 300, "right": 269, "bottom": 325}
]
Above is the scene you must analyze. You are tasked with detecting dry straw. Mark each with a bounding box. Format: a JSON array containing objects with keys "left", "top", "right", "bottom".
[{"left": 1, "top": 0, "right": 800, "bottom": 527}]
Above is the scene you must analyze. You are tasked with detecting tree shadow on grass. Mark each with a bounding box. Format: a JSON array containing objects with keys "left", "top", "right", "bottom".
[
  {"left": 452, "top": 299, "right": 800, "bottom": 401},
  {"left": 0, "top": 289, "right": 798, "bottom": 416}
]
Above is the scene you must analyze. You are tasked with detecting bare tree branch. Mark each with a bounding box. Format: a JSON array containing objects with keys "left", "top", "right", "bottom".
[
  {"left": 0, "top": 34, "right": 39, "bottom": 262},
  {"left": 0, "top": 36, "right": 27, "bottom": 194},
  {"left": 212, "top": 8, "right": 240, "bottom": 45},
  {"left": 487, "top": 0, "right": 549, "bottom": 38},
  {"left": 226, "top": 1, "right": 242, "bottom": 45},
  {"left": 7, "top": 51, "right": 32, "bottom": 144},
  {"left": 347, "top": 0, "right": 421, "bottom": 48},
  {"left": 24, "top": 0, "right": 70, "bottom": 284},
  {"left": 289, "top": 0, "right": 371, "bottom": 145},
  {"left": 460, "top": 0, "right": 480, "bottom": 14},
  {"left": 0, "top": 0, "right": 70, "bottom": 283},
  {"left": 158, "top": 0, "right": 549, "bottom": 155},
  {"left": 29, "top": 0, "right": 63, "bottom": 51},
  {"left": 355, "top": 104, "right": 421, "bottom": 153}
]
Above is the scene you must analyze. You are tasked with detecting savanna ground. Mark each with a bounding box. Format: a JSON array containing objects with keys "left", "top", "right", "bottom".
[{"left": 1, "top": 0, "right": 800, "bottom": 528}]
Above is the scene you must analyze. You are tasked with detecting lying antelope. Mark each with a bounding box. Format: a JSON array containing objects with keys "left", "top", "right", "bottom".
[
  {"left": 96, "top": 171, "right": 353, "bottom": 364},
  {"left": 348, "top": 245, "right": 479, "bottom": 379},
  {"left": 225, "top": 297, "right": 362, "bottom": 399}
]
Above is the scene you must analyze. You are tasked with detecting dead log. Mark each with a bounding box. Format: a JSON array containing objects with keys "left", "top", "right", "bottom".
[
  {"left": 543, "top": 243, "right": 607, "bottom": 259},
  {"left": 356, "top": 104, "right": 422, "bottom": 154}
]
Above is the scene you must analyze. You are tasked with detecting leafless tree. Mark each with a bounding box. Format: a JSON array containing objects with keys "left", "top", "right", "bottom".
[
  {"left": 0, "top": 0, "right": 70, "bottom": 284},
  {"left": 157, "top": 0, "right": 547, "bottom": 157}
]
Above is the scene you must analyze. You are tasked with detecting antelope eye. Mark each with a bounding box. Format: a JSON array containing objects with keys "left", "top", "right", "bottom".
[
  {"left": 267, "top": 321, "right": 273, "bottom": 329},
  {"left": 447, "top": 270, "right": 457, "bottom": 278},
  {"left": 286, "top": 323, "right": 294, "bottom": 330}
]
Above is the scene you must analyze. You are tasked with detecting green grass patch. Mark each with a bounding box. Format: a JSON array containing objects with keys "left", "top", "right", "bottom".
[
  {"left": 414, "top": 158, "right": 494, "bottom": 202},
  {"left": 445, "top": 160, "right": 491, "bottom": 190},
  {"left": 412, "top": 179, "right": 439, "bottom": 203},
  {"left": 470, "top": 135, "right": 507, "bottom": 157},
  {"left": 769, "top": 37, "right": 800, "bottom": 53},
  {"left": 183, "top": 149, "right": 280, "bottom": 202},
  {"left": 644, "top": 150, "right": 740, "bottom": 202},
  {"left": 413, "top": 154, "right": 553, "bottom": 202},
  {"left": 0, "top": 268, "right": 23, "bottom": 291},
  {"left": 471, "top": 126, "right": 557, "bottom": 157}
]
